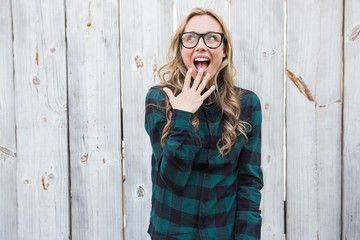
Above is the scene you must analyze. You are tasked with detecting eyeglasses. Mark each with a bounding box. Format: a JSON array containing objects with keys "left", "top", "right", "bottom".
[{"left": 179, "top": 31, "right": 225, "bottom": 49}]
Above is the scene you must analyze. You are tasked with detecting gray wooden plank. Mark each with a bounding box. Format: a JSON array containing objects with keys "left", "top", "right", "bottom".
[
  {"left": 0, "top": 0, "right": 17, "bottom": 239},
  {"left": 175, "top": 0, "right": 229, "bottom": 27},
  {"left": 286, "top": 0, "right": 343, "bottom": 239},
  {"left": 11, "top": 0, "right": 70, "bottom": 239},
  {"left": 343, "top": 0, "right": 360, "bottom": 238},
  {"left": 231, "top": 1, "right": 285, "bottom": 239},
  {"left": 121, "top": 0, "right": 173, "bottom": 239},
  {"left": 66, "top": 0, "right": 123, "bottom": 239}
]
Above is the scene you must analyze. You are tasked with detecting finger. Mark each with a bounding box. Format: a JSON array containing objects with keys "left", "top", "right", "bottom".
[
  {"left": 163, "top": 87, "right": 175, "bottom": 101},
  {"left": 201, "top": 85, "right": 216, "bottom": 100},
  {"left": 191, "top": 68, "right": 204, "bottom": 90},
  {"left": 196, "top": 73, "right": 210, "bottom": 93},
  {"left": 183, "top": 68, "right": 192, "bottom": 90}
]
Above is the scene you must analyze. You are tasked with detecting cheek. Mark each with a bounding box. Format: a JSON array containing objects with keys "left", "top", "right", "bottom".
[
  {"left": 211, "top": 54, "right": 223, "bottom": 71},
  {"left": 181, "top": 49, "right": 192, "bottom": 68},
  {"left": 214, "top": 50, "right": 225, "bottom": 68}
]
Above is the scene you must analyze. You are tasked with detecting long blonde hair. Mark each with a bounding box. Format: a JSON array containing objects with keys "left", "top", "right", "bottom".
[{"left": 157, "top": 8, "right": 248, "bottom": 156}]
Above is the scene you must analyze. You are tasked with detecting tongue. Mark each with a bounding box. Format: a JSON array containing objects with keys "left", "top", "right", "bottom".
[{"left": 195, "top": 61, "right": 209, "bottom": 70}]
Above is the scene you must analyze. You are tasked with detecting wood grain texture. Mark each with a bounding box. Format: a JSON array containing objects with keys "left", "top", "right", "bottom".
[
  {"left": 286, "top": 0, "right": 343, "bottom": 239},
  {"left": 66, "top": 0, "right": 123, "bottom": 239},
  {"left": 343, "top": 0, "right": 360, "bottom": 239},
  {"left": 11, "top": 0, "right": 70, "bottom": 239},
  {"left": 2, "top": 1, "right": 359, "bottom": 239},
  {"left": 231, "top": 1, "right": 285, "bottom": 239},
  {"left": 175, "top": 0, "right": 229, "bottom": 27},
  {"left": 0, "top": 0, "right": 17, "bottom": 239},
  {"left": 121, "top": 0, "right": 173, "bottom": 239}
]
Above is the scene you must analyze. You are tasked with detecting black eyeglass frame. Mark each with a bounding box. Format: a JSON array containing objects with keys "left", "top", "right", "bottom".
[{"left": 179, "top": 31, "right": 225, "bottom": 49}]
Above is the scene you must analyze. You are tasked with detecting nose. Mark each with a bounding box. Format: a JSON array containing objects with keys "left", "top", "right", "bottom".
[{"left": 195, "top": 36, "right": 207, "bottom": 50}]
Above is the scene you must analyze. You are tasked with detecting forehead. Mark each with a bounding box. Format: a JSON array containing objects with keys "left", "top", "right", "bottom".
[{"left": 184, "top": 15, "right": 223, "bottom": 33}]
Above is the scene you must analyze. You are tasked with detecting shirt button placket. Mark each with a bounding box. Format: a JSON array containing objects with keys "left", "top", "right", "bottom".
[{"left": 204, "top": 174, "right": 210, "bottom": 181}]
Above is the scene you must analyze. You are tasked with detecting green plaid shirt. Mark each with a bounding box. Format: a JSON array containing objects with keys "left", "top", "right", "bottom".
[{"left": 145, "top": 86, "right": 263, "bottom": 240}]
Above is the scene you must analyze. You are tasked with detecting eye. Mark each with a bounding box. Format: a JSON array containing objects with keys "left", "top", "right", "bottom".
[
  {"left": 206, "top": 33, "right": 221, "bottom": 42},
  {"left": 183, "top": 33, "right": 198, "bottom": 42}
]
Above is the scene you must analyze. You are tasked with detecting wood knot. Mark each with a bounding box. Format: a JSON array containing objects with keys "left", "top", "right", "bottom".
[
  {"left": 41, "top": 172, "right": 53, "bottom": 191},
  {"left": 137, "top": 185, "right": 145, "bottom": 197},
  {"left": 286, "top": 69, "right": 314, "bottom": 102},
  {"left": 348, "top": 24, "right": 360, "bottom": 42},
  {"left": 33, "top": 76, "right": 40, "bottom": 85},
  {"left": 135, "top": 56, "right": 144, "bottom": 69},
  {"left": 81, "top": 153, "right": 89, "bottom": 163}
]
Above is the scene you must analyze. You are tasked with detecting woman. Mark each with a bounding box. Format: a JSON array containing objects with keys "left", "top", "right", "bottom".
[{"left": 145, "top": 8, "right": 263, "bottom": 240}]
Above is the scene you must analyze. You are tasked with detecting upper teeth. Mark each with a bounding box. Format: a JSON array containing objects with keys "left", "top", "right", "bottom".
[{"left": 195, "top": 58, "right": 209, "bottom": 61}]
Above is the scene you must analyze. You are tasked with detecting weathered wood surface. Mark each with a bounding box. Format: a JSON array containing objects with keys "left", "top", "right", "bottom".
[
  {"left": 231, "top": 1, "right": 285, "bottom": 239},
  {"left": 0, "top": 0, "right": 17, "bottom": 239},
  {"left": 66, "top": 0, "right": 123, "bottom": 239},
  {"left": 1, "top": 1, "right": 360, "bottom": 239},
  {"left": 286, "top": 0, "right": 343, "bottom": 239},
  {"left": 11, "top": 0, "right": 70, "bottom": 239},
  {"left": 343, "top": 0, "right": 360, "bottom": 239},
  {"left": 121, "top": 0, "right": 173, "bottom": 239},
  {"left": 175, "top": 0, "right": 229, "bottom": 26}
]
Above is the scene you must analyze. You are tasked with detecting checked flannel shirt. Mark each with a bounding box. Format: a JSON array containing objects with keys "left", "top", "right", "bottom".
[{"left": 145, "top": 86, "right": 263, "bottom": 240}]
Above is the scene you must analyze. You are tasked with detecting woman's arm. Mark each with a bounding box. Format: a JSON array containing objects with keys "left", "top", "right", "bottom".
[
  {"left": 145, "top": 87, "right": 201, "bottom": 192},
  {"left": 235, "top": 91, "right": 264, "bottom": 240}
]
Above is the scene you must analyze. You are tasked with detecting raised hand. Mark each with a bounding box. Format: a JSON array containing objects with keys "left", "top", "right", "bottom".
[{"left": 163, "top": 68, "right": 216, "bottom": 113}]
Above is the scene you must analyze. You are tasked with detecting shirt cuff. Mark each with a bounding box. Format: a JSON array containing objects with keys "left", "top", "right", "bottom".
[{"left": 170, "top": 109, "right": 194, "bottom": 130}]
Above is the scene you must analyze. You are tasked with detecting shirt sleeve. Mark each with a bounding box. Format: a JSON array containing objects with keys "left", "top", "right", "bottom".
[
  {"left": 144, "top": 87, "right": 201, "bottom": 192},
  {"left": 235, "top": 92, "right": 264, "bottom": 240}
]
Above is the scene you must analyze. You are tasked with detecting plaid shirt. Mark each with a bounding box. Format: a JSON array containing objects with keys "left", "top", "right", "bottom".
[{"left": 145, "top": 86, "right": 263, "bottom": 240}]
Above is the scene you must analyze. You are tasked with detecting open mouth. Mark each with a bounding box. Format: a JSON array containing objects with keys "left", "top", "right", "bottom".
[{"left": 194, "top": 57, "right": 210, "bottom": 71}]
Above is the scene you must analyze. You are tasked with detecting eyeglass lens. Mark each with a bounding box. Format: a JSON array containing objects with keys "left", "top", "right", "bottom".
[{"left": 181, "top": 32, "right": 223, "bottom": 49}]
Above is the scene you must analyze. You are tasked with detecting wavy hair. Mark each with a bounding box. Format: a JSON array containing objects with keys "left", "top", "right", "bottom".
[{"left": 156, "top": 8, "right": 249, "bottom": 156}]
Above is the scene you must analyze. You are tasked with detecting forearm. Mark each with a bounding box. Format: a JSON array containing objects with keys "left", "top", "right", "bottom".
[
  {"left": 235, "top": 91, "right": 263, "bottom": 239},
  {"left": 156, "top": 109, "right": 201, "bottom": 191},
  {"left": 145, "top": 87, "right": 201, "bottom": 192}
]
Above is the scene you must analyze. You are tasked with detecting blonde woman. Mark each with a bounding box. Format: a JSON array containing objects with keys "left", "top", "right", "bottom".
[{"left": 145, "top": 8, "right": 263, "bottom": 240}]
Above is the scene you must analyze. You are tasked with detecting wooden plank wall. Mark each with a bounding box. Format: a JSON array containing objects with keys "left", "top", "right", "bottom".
[
  {"left": 66, "top": 0, "right": 123, "bottom": 239},
  {"left": 0, "top": 0, "right": 17, "bottom": 239},
  {"left": 11, "top": 0, "right": 70, "bottom": 239},
  {"left": 121, "top": 1, "right": 173, "bottom": 239},
  {"left": 1, "top": 0, "right": 359, "bottom": 239},
  {"left": 343, "top": 0, "right": 360, "bottom": 239},
  {"left": 286, "top": 0, "right": 343, "bottom": 239},
  {"left": 231, "top": 1, "right": 285, "bottom": 239}
]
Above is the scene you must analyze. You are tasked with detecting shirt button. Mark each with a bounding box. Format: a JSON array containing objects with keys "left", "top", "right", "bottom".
[{"left": 204, "top": 174, "right": 210, "bottom": 181}]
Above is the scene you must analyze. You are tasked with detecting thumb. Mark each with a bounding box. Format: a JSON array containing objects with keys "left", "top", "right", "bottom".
[{"left": 163, "top": 87, "right": 174, "bottom": 101}]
